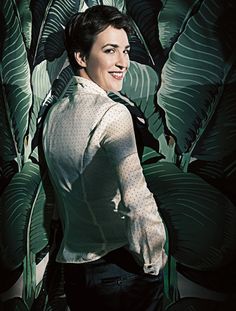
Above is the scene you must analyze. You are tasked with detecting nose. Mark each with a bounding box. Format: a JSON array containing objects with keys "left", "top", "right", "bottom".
[{"left": 115, "top": 52, "right": 129, "bottom": 70}]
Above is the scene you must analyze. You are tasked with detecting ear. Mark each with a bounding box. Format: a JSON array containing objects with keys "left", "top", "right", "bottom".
[{"left": 74, "top": 51, "right": 87, "bottom": 68}]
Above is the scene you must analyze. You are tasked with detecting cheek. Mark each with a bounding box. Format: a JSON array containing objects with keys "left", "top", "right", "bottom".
[
  {"left": 89, "top": 60, "right": 108, "bottom": 77},
  {"left": 98, "top": 55, "right": 114, "bottom": 69}
]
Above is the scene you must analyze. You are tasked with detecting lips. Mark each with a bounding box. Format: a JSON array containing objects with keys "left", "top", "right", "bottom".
[{"left": 109, "top": 72, "right": 124, "bottom": 80}]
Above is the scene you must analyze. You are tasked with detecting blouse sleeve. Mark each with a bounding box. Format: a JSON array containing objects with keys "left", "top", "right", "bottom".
[{"left": 101, "top": 103, "right": 167, "bottom": 275}]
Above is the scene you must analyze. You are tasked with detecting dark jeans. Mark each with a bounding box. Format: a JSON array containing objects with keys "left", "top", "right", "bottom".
[{"left": 64, "top": 248, "right": 164, "bottom": 311}]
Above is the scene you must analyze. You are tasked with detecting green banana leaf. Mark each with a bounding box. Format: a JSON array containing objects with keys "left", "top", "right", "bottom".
[
  {"left": 30, "top": 65, "right": 74, "bottom": 160},
  {"left": 30, "top": 0, "right": 53, "bottom": 63},
  {"left": 0, "top": 161, "right": 54, "bottom": 270},
  {"left": 51, "top": 65, "right": 74, "bottom": 99},
  {"left": 224, "top": 156, "right": 236, "bottom": 179},
  {"left": 33, "top": 0, "right": 81, "bottom": 66},
  {"left": 143, "top": 161, "right": 236, "bottom": 270},
  {"left": 121, "top": 61, "right": 164, "bottom": 141},
  {"left": 126, "top": 0, "right": 164, "bottom": 70},
  {"left": 192, "top": 65, "right": 236, "bottom": 161},
  {"left": 188, "top": 151, "right": 236, "bottom": 207},
  {"left": 0, "top": 160, "right": 19, "bottom": 195},
  {"left": 129, "top": 31, "right": 155, "bottom": 69},
  {"left": 157, "top": 0, "right": 236, "bottom": 165},
  {"left": 32, "top": 52, "right": 68, "bottom": 104},
  {"left": 189, "top": 149, "right": 236, "bottom": 181},
  {"left": 0, "top": 83, "right": 18, "bottom": 164},
  {"left": 158, "top": 0, "right": 203, "bottom": 52},
  {"left": 188, "top": 159, "right": 224, "bottom": 181},
  {"left": 28, "top": 52, "right": 68, "bottom": 147},
  {"left": 17, "top": 0, "right": 32, "bottom": 50},
  {"left": 1, "top": 0, "right": 32, "bottom": 158}
]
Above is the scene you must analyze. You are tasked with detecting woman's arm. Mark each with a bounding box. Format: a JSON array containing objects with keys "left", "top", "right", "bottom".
[{"left": 101, "top": 103, "right": 167, "bottom": 275}]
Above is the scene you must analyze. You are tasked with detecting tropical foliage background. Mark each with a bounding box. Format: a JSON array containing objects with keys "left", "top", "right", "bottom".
[{"left": 1, "top": 0, "right": 236, "bottom": 310}]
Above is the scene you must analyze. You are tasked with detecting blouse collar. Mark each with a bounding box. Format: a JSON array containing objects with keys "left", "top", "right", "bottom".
[{"left": 73, "top": 76, "right": 107, "bottom": 97}]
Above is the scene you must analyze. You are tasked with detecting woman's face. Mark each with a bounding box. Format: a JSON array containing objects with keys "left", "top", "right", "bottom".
[{"left": 78, "top": 26, "right": 130, "bottom": 92}]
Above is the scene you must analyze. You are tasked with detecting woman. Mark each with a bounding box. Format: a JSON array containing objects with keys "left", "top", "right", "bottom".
[{"left": 43, "top": 5, "right": 167, "bottom": 311}]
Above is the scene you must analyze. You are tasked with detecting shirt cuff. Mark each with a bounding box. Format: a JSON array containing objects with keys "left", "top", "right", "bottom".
[
  {"left": 143, "top": 263, "right": 161, "bottom": 275},
  {"left": 143, "top": 249, "right": 167, "bottom": 275}
]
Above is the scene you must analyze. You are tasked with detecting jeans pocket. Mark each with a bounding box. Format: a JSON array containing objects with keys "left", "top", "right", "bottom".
[{"left": 101, "top": 276, "right": 122, "bottom": 285}]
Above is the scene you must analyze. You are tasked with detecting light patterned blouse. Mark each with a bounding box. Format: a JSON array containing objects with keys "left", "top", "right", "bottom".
[{"left": 42, "top": 76, "right": 166, "bottom": 275}]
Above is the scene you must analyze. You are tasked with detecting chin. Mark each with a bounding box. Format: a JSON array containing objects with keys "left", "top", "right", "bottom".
[
  {"left": 106, "top": 81, "right": 123, "bottom": 93},
  {"left": 114, "top": 84, "right": 123, "bottom": 92}
]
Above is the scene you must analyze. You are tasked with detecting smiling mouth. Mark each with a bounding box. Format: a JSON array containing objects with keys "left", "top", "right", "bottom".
[{"left": 109, "top": 72, "right": 124, "bottom": 80}]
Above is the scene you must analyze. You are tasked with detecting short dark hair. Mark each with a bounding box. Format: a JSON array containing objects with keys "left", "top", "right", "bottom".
[{"left": 64, "top": 5, "right": 133, "bottom": 72}]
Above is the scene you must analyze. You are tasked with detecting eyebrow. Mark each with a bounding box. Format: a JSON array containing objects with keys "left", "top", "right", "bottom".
[{"left": 102, "top": 43, "right": 130, "bottom": 49}]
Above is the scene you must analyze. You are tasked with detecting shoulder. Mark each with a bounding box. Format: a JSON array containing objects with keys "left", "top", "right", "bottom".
[
  {"left": 44, "top": 96, "right": 69, "bottom": 123},
  {"left": 104, "top": 100, "right": 131, "bottom": 119},
  {"left": 100, "top": 101, "right": 134, "bottom": 137},
  {"left": 81, "top": 93, "right": 129, "bottom": 126}
]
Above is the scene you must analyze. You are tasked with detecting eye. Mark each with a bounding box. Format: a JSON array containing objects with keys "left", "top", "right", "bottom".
[
  {"left": 104, "top": 48, "right": 115, "bottom": 54},
  {"left": 124, "top": 49, "right": 130, "bottom": 55}
]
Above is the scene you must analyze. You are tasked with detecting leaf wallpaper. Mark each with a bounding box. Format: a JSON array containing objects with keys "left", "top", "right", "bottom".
[{"left": 0, "top": 0, "right": 236, "bottom": 309}]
